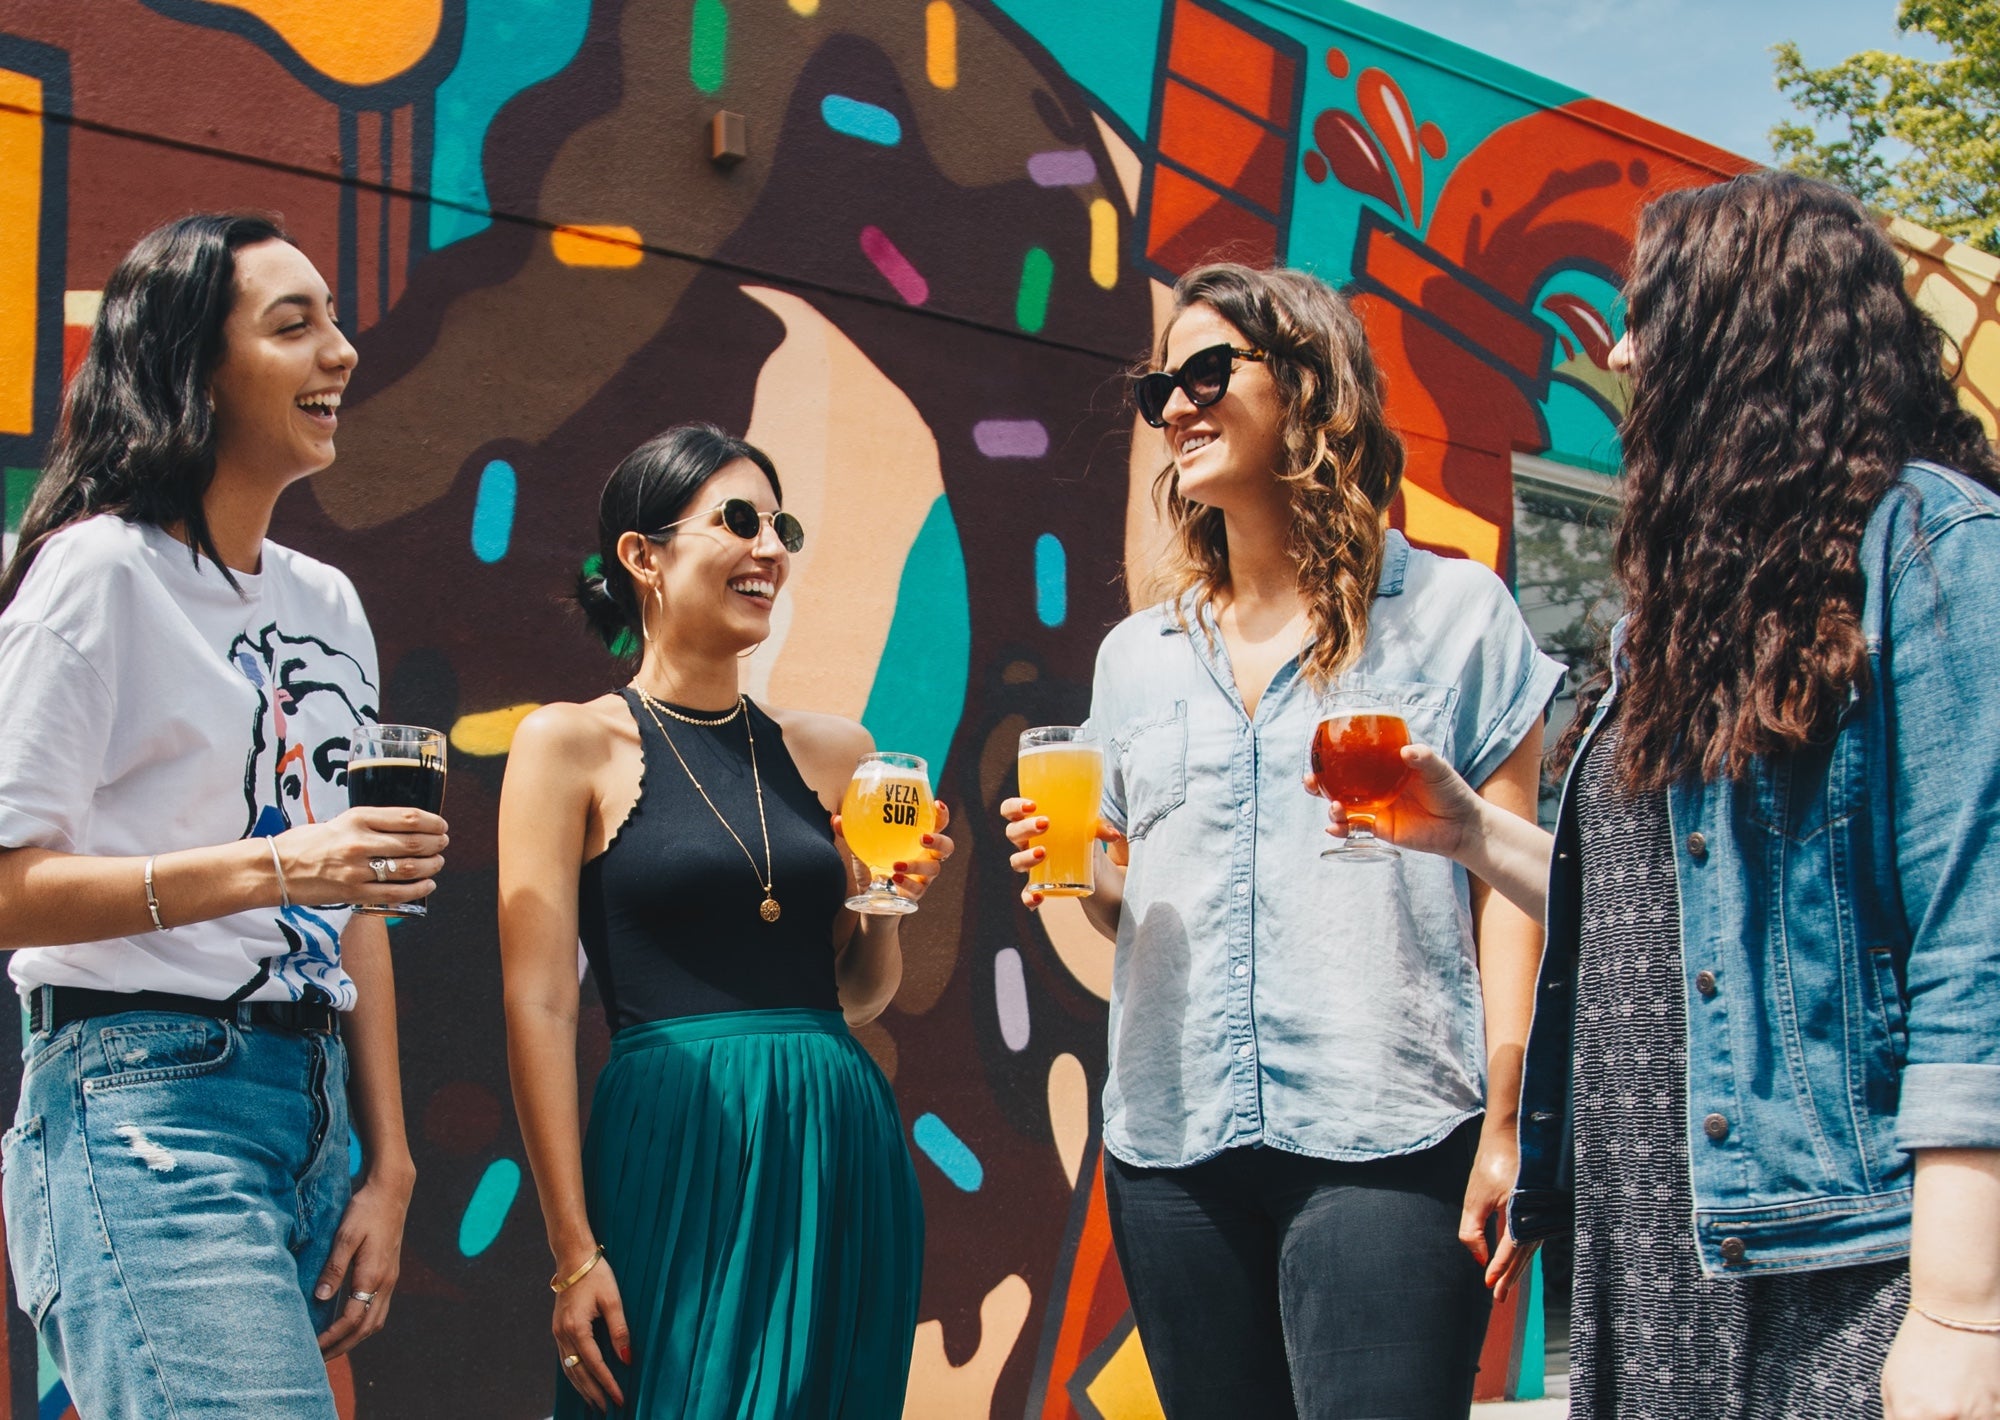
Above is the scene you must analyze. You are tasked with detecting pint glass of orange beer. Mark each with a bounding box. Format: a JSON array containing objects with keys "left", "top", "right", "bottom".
[
  {"left": 1309, "top": 712, "right": 1412, "bottom": 861},
  {"left": 1018, "top": 727, "right": 1104, "bottom": 896}
]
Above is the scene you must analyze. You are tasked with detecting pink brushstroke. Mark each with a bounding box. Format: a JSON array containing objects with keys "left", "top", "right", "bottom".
[{"left": 860, "top": 225, "right": 929, "bottom": 305}]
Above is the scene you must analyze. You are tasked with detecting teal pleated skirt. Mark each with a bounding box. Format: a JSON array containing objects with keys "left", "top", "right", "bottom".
[{"left": 555, "top": 1009, "right": 924, "bottom": 1420}]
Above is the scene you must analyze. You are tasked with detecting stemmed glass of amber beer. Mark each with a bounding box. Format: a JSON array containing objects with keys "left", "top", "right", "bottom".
[
  {"left": 1309, "top": 710, "right": 1412, "bottom": 862},
  {"left": 840, "top": 752, "right": 935, "bottom": 915},
  {"left": 1018, "top": 727, "right": 1104, "bottom": 896}
]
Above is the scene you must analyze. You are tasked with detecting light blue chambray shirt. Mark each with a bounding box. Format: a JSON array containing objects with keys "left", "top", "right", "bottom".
[{"left": 1085, "top": 531, "right": 1565, "bottom": 1169}]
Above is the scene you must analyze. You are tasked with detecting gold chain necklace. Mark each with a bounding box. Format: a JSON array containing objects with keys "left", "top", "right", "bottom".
[{"left": 634, "top": 689, "right": 780, "bottom": 923}]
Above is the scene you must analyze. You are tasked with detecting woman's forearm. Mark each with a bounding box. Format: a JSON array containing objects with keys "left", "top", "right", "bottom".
[
  {"left": 1080, "top": 843, "right": 1127, "bottom": 940},
  {"left": 507, "top": 995, "right": 596, "bottom": 1263},
  {"left": 340, "top": 915, "right": 415, "bottom": 1186},
  {"left": 1459, "top": 803, "right": 1554, "bottom": 922},
  {"left": 836, "top": 915, "right": 902, "bottom": 1025},
  {"left": 0, "top": 839, "right": 278, "bottom": 951},
  {"left": 1910, "top": 1149, "right": 2000, "bottom": 1318}
]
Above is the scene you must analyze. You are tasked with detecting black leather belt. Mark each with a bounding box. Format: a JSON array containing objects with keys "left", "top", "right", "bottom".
[{"left": 26, "top": 985, "right": 339, "bottom": 1037}]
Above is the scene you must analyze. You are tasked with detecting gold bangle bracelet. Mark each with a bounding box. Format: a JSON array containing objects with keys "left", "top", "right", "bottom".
[
  {"left": 1911, "top": 1303, "right": 2000, "bottom": 1335},
  {"left": 550, "top": 1244, "right": 605, "bottom": 1294}
]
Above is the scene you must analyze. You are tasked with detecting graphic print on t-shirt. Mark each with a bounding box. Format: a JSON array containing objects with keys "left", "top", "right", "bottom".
[{"left": 229, "top": 624, "right": 379, "bottom": 1003}]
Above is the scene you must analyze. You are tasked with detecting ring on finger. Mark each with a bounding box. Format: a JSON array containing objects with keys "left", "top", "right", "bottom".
[
  {"left": 349, "top": 1289, "right": 376, "bottom": 1307},
  {"left": 369, "top": 856, "right": 390, "bottom": 882},
  {"left": 562, "top": 1354, "right": 581, "bottom": 1369}
]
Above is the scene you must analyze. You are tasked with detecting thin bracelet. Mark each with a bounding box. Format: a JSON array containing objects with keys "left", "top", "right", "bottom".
[
  {"left": 1912, "top": 1303, "right": 2000, "bottom": 1335},
  {"left": 266, "top": 836, "right": 292, "bottom": 910},
  {"left": 550, "top": 1244, "right": 606, "bottom": 1294},
  {"left": 142, "top": 855, "right": 166, "bottom": 932}
]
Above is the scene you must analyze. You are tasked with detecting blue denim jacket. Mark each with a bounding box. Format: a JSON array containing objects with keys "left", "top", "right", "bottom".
[
  {"left": 1513, "top": 462, "right": 2000, "bottom": 1275},
  {"left": 1087, "top": 532, "right": 1564, "bottom": 1168}
]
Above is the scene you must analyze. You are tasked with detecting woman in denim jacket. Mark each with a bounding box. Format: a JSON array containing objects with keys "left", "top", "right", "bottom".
[
  {"left": 1005, "top": 263, "right": 1561, "bottom": 1417},
  {"left": 1320, "top": 172, "right": 2000, "bottom": 1417}
]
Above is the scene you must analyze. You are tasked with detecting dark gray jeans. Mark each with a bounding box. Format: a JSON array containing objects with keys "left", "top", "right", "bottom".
[{"left": 1103, "top": 1118, "right": 1491, "bottom": 1420}]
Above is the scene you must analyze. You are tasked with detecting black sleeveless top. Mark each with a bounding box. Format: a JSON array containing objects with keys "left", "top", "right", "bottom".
[{"left": 578, "top": 690, "right": 849, "bottom": 1032}]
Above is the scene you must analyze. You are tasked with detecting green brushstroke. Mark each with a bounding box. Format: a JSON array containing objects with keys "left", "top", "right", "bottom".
[
  {"left": 691, "top": 0, "right": 728, "bottom": 94},
  {"left": 1015, "top": 247, "right": 1053, "bottom": 334}
]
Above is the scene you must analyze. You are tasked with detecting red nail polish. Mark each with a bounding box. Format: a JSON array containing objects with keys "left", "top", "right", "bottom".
[
  {"left": 618, "top": 1344, "right": 632, "bottom": 1364},
  {"left": 921, "top": 835, "right": 935, "bottom": 846}
]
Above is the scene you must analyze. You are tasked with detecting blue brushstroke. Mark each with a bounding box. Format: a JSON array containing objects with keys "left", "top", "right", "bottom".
[
  {"left": 349, "top": 1129, "right": 363, "bottom": 1178},
  {"left": 820, "top": 94, "right": 902, "bottom": 146},
  {"left": 458, "top": 1157, "right": 522, "bottom": 1257},
  {"left": 471, "top": 459, "right": 517, "bottom": 563},
  {"left": 430, "top": 0, "right": 592, "bottom": 249},
  {"left": 861, "top": 496, "right": 969, "bottom": 781},
  {"left": 912, "top": 1113, "right": 983, "bottom": 1191},
  {"left": 1034, "top": 532, "right": 1066, "bottom": 627},
  {"left": 37, "top": 1336, "right": 66, "bottom": 1418}
]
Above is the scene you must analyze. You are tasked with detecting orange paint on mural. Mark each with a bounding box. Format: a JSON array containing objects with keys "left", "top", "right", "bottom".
[
  {"left": 1166, "top": 0, "right": 1291, "bottom": 121},
  {"left": 1156, "top": 81, "right": 1286, "bottom": 212},
  {"left": 205, "top": 0, "right": 441, "bottom": 87},
  {"left": 0, "top": 68, "right": 42, "bottom": 436},
  {"left": 550, "top": 225, "right": 646, "bottom": 268}
]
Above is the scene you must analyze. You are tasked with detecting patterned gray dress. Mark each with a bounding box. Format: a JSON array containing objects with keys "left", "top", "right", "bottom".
[{"left": 1569, "top": 720, "right": 1909, "bottom": 1419}]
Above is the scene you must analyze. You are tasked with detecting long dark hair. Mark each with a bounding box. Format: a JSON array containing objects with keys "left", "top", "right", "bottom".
[
  {"left": 0, "top": 212, "right": 292, "bottom": 613},
  {"left": 574, "top": 423, "right": 783, "bottom": 656},
  {"left": 1146, "top": 263, "right": 1404, "bottom": 687},
  {"left": 1608, "top": 170, "right": 2000, "bottom": 791}
]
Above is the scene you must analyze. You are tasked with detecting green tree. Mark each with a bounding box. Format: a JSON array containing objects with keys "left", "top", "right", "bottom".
[{"left": 1772, "top": 0, "right": 2000, "bottom": 254}]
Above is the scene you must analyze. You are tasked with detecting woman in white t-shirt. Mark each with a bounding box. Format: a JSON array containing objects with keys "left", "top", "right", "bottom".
[{"left": 0, "top": 214, "right": 445, "bottom": 1419}]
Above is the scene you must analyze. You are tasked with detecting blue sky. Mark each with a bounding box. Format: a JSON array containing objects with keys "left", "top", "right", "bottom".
[{"left": 1342, "top": 0, "right": 1945, "bottom": 161}]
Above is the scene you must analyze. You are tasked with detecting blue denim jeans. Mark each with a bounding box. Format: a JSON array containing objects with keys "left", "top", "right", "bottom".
[{"left": 2, "top": 1009, "right": 350, "bottom": 1418}]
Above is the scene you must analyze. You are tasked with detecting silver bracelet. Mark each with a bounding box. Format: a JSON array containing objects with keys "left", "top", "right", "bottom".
[
  {"left": 266, "top": 836, "right": 292, "bottom": 910},
  {"left": 1912, "top": 1303, "right": 2000, "bottom": 1335},
  {"left": 142, "top": 855, "right": 166, "bottom": 932}
]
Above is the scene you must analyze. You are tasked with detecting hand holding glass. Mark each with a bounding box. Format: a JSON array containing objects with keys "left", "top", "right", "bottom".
[
  {"left": 346, "top": 724, "right": 448, "bottom": 914},
  {"left": 840, "top": 752, "right": 934, "bottom": 916},
  {"left": 1018, "top": 727, "right": 1104, "bottom": 896},
  {"left": 1310, "top": 713, "right": 1411, "bottom": 862}
]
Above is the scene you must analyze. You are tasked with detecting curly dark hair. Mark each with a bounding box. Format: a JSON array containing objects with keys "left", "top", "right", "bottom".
[
  {"left": 1143, "top": 263, "right": 1404, "bottom": 687},
  {"left": 1606, "top": 170, "right": 2000, "bottom": 791}
]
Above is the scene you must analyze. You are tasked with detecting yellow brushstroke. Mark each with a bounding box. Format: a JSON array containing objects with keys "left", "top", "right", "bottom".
[
  {"left": 1047, "top": 1053, "right": 1088, "bottom": 1186},
  {"left": 450, "top": 703, "right": 541, "bottom": 757},
  {"left": 1089, "top": 198, "right": 1118, "bottom": 290},
  {"left": 551, "top": 225, "right": 645, "bottom": 268},
  {"left": 789, "top": 0, "right": 819, "bottom": 13},
  {"left": 736, "top": 287, "right": 945, "bottom": 717},
  {"left": 205, "top": 0, "right": 442, "bottom": 87},
  {"left": 0, "top": 69, "right": 42, "bottom": 437},
  {"left": 1041, "top": 895, "right": 1111, "bottom": 1000},
  {"left": 1083, "top": 1326, "right": 1166, "bottom": 1419},
  {"left": 925, "top": 3, "right": 958, "bottom": 89},
  {"left": 903, "top": 1275, "right": 1032, "bottom": 1418},
  {"left": 1916, "top": 272, "right": 1979, "bottom": 344},
  {"left": 1401, "top": 477, "right": 1502, "bottom": 571},
  {"left": 1964, "top": 324, "right": 2000, "bottom": 437}
]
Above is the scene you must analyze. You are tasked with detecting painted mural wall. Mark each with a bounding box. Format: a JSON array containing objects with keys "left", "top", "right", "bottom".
[{"left": 0, "top": 2, "right": 1994, "bottom": 1416}]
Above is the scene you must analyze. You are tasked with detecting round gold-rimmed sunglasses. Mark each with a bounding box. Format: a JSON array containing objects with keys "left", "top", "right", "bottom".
[
  {"left": 648, "top": 498, "right": 805, "bottom": 553},
  {"left": 1132, "top": 343, "right": 1267, "bottom": 428}
]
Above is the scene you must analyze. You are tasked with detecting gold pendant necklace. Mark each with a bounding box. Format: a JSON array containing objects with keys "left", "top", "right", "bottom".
[{"left": 634, "top": 688, "right": 780, "bottom": 923}]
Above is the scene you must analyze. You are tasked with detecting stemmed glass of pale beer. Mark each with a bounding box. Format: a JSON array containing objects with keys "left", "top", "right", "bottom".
[
  {"left": 1309, "top": 710, "right": 1411, "bottom": 862},
  {"left": 840, "top": 751, "right": 935, "bottom": 915},
  {"left": 1018, "top": 727, "right": 1104, "bottom": 896}
]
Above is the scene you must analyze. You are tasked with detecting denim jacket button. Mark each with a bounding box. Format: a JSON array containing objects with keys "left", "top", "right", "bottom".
[
  {"left": 1686, "top": 831, "right": 1709, "bottom": 861},
  {"left": 1719, "top": 1236, "right": 1747, "bottom": 1265},
  {"left": 1703, "top": 1112, "right": 1730, "bottom": 1141},
  {"left": 1695, "top": 969, "right": 1718, "bottom": 997}
]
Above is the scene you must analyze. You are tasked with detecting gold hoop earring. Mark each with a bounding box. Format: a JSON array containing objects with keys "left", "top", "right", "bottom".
[{"left": 737, "top": 640, "right": 766, "bottom": 661}]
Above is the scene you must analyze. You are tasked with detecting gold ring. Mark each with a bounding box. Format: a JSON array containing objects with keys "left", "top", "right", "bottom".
[{"left": 562, "top": 1354, "right": 581, "bottom": 1369}]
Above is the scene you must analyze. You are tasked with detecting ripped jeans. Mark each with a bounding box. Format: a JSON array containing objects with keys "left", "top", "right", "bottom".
[{"left": 3, "top": 1009, "right": 350, "bottom": 1419}]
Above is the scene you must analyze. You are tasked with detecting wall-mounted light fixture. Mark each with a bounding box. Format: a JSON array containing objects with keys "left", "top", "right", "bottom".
[{"left": 710, "top": 110, "right": 748, "bottom": 167}]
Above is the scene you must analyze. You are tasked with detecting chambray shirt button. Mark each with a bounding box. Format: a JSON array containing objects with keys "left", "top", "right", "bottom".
[
  {"left": 1239, "top": 801, "right": 1253, "bottom": 818},
  {"left": 1695, "top": 969, "right": 1718, "bottom": 997},
  {"left": 1686, "top": 831, "right": 1709, "bottom": 861},
  {"left": 1236, "top": 1042, "right": 1254, "bottom": 1059},
  {"left": 1704, "top": 1112, "right": 1730, "bottom": 1141},
  {"left": 1234, "top": 883, "right": 1249, "bottom": 896},
  {"left": 1232, "top": 964, "right": 1248, "bottom": 978},
  {"left": 1719, "top": 1236, "right": 1748, "bottom": 1265}
]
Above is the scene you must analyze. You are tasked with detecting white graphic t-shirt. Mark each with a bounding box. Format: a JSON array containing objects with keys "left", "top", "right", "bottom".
[{"left": 0, "top": 515, "right": 379, "bottom": 1007}]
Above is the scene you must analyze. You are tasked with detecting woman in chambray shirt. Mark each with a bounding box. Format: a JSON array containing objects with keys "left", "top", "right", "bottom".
[
  {"left": 1004, "top": 263, "right": 1561, "bottom": 1417},
  {"left": 1326, "top": 173, "right": 2000, "bottom": 1418}
]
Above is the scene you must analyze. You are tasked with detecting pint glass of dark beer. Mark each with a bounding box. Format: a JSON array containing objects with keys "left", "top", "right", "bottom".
[
  {"left": 1309, "top": 712, "right": 1411, "bottom": 861},
  {"left": 347, "top": 724, "right": 448, "bottom": 915}
]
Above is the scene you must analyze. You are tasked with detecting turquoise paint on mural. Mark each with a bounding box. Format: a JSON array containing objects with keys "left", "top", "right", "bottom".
[
  {"left": 911, "top": 1112, "right": 983, "bottom": 1191},
  {"left": 1514, "top": 1247, "right": 1547, "bottom": 1399},
  {"left": 989, "top": 0, "right": 1164, "bottom": 133},
  {"left": 458, "top": 1157, "right": 522, "bottom": 1257},
  {"left": 820, "top": 94, "right": 902, "bottom": 146},
  {"left": 690, "top": 0, "right": 728, "bottom": 94},
  {"left": 1034, "top": 533, "right": 1066, "bottom": 627},
  {"left": 429, "top": 0, "right": 592, "bottom": 250},
  {"left": 38, "top": 1336, "right": 59, "bottom": 1401},
  {"left": 1531, "top": 270, "right": 1625, "bottom": 472},
  {"left": 861, "top": 496, "right": 969, "bottom": 782},
  {"left": 472, "top": 459, "right": 517, "bottom": 562},
  {"left": 349, "top": 1128, "right": 363, "bottom": 1178}
]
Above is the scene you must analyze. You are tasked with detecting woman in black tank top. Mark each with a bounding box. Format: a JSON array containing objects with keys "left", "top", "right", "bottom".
[{"left": 498, "top": 425, "right": 949, "bottom": 1418}]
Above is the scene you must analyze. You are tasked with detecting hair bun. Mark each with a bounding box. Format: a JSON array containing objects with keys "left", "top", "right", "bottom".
[{"left": 572, "top": 564, "right": 634, "bottom": 652}]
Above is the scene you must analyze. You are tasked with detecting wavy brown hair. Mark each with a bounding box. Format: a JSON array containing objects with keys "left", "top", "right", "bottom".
[
  {"left": 1607, "top": 170, "right": 2000, "bottom": 791},
  {"left": 1145, "top": 263, "right": 1404, "bottom": 687}
]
